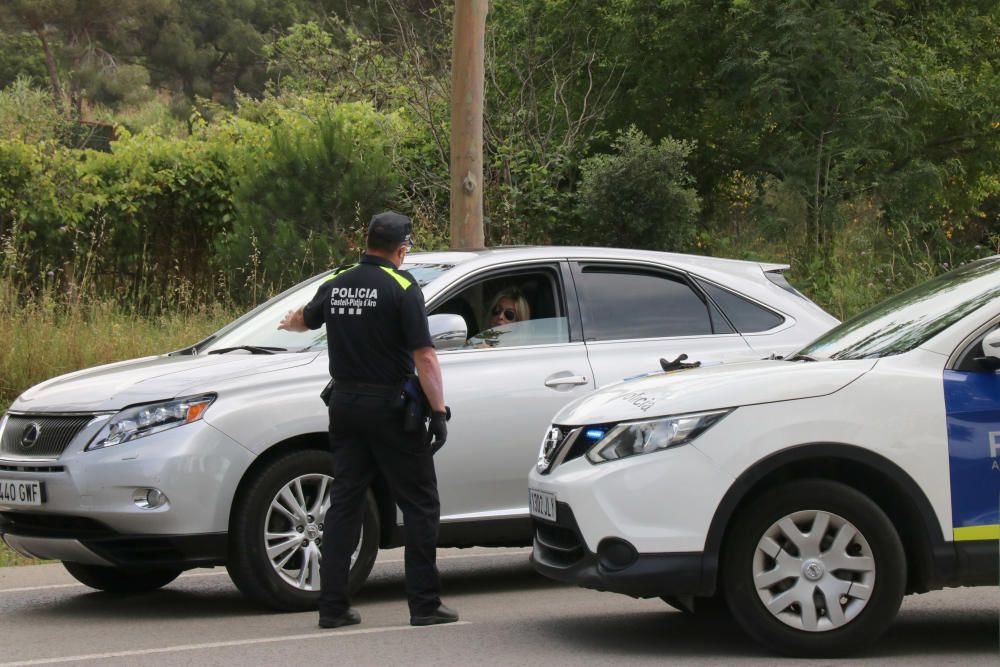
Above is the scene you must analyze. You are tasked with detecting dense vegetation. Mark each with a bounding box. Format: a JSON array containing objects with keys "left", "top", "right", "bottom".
[{"left": 0, "top": 0, "right": 998, "bottom": 416}]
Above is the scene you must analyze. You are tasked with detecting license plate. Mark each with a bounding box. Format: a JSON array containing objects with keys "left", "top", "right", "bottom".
[
  {"left": 0, "top": 479, "right": 43, "bottom": 507},
  {"left": 529, "top": 489, "right": 557, "bottom": 522}
]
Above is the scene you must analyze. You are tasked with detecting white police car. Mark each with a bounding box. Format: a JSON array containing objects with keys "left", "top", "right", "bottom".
[{"left": 529, "top": 255, "right": 1000, "bottom": 657}]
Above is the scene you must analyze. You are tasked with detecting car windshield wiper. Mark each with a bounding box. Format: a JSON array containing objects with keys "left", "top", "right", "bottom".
[
  {"left": 207, "top": 345, "right": 287, "bottom": 355},
  {"left": 785, "top": 353, "right": 817, "bottom": 362}
]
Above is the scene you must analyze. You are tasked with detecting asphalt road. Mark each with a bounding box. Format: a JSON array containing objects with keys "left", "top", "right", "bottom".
[{"left": 0, "top": 547, "right": 997, "bottom": 666}]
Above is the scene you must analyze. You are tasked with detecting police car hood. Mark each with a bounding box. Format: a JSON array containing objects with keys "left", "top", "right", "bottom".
[
  {"left": 554, "top": 358, "right": 877, "bottom": 425},
  {"left": 11, "top": 353, "right": 320, "bottom": 413}
]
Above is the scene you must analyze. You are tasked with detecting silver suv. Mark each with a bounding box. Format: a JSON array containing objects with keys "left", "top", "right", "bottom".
[{"left": 0, "top": 247, "right": 837, "bottom": 610}]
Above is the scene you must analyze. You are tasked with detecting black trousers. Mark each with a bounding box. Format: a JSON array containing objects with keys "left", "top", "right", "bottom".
[{"left": 319, "top": 393, "right": 442, "bottom": 616}]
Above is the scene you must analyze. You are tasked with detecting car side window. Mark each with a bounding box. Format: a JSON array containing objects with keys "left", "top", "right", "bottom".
[
  {"left": 954, "top": 323, "right": 1000, "bottom": 372},
  {"left": 430, "top": 268, "right": 569, "bottom": 349},
  {"left": 575, "top": 266, "right": 716, "bottom": 341},
  {"left": 695, "top": 279, "right": 786, "bottom": 333}
]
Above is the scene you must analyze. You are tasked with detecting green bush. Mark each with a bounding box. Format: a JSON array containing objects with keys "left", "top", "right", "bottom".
[
  {"left": 0, "top": 98, "right": 410, "bottom": 309},
  {"left": 0, "top": 140, "right": 84, "bottom": 288},
  {"left": 78, "top": 126, "right": 240, "bottom": 307},
  {"left": 219, "top": 101, "right": 402, "bottom": 299},
  {"left": 574, "top": 127, "right": 700, "bottom": 250},
  {"left": 0, "top": 77, "right": 71, "bottom": 144}
]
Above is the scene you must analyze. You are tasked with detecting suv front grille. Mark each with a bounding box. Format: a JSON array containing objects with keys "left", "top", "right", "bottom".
[
  {"left": 0, "top": 414, "right": 97, "bottom": 458},
  {"left": 563, "top": 428, "right": 602, "bottom": 465}
]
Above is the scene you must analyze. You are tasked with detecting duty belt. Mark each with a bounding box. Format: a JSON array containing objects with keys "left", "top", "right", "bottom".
[{"left": 331, "top": 379, "right": 402, "bottom": 400}]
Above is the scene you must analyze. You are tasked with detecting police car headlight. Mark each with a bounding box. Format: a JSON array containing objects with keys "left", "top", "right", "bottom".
[
  {"left": 86, "top": 394, "right": 216, "bottom": 451},
  {"left": 585, "top": 409, "right": 732, "bottom": 464}
]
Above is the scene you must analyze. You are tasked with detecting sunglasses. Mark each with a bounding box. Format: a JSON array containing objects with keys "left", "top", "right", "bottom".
[{"left": 491, "top": 306, "right": 517, "bottom": 321}]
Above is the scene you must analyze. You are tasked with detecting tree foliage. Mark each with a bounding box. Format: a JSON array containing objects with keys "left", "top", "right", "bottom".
[
  {"left": 0, "top": 99, "right": 407, "bottom": 308},
  {"left": 0, "top": 0, "right": 998, "bottom": 317},
  {"left": 221, "top": 101, "right": 401, "bottom": 297},
  {"left": 575, "top": 127, "right": 700, "bottom": 250}
]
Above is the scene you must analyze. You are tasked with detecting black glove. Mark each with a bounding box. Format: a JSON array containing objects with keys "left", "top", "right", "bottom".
[
  {"left": 659, "top": 354, "right": 701, "bottom": 372},
  {"left": 426, "top": 410, "right": 449, "bottom": 454}
]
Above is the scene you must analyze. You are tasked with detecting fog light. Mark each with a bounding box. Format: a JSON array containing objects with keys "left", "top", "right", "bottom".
[
  {"left": 133, "top": 488, "right": 168, "bottom": 509},
  {"left": 597, "top": 537, "right": 638, "bottom": 571}
]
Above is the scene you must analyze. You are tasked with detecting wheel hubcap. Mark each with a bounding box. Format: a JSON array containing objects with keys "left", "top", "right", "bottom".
[
  {"left": 752, "top": 509, "right": 875, "bottom": 632},
  {"left": 801, "top": 559, "right": 825, "bottom": 581},
  {"left": 264, "top": 473, "right": 363, "bottom": 592}
]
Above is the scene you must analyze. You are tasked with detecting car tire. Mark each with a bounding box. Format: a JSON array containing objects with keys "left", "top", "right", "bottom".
[
  {"left": 722, "top": 479, "right": 905, "bottom": 658},
  {"left": 226, "top": 449, "right": 380, "bottom": 611},
  {"left": 63, "top": 562, "right": 182, "bottom": 593}
]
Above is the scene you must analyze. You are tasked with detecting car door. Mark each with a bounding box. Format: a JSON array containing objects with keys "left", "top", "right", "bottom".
[
  {"left": 945, "top": 317, "right": 1000, "bottom": 541},
  {"left": 570, "top": 261, "right": 758, "bottom": 387},
  {"left": 429, "top": 262, "right": 594, "bottom": 521}
]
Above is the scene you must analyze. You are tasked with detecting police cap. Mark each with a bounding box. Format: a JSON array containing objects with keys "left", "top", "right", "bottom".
[{"left": 367, "top": 211, "right": 414, "bottom": 249}]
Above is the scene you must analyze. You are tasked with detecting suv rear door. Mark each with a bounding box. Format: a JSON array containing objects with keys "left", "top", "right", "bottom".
[{"left": 570, "top": 261, "right": 757, "bottom": 387}]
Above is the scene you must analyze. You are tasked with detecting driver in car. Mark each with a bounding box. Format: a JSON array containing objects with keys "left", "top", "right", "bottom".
[
  {"left": 485, "top": 287, "right": 531, "bottom": 329},
  {"left": 470, "top": 287, "right": 531, "bottom": 347}
]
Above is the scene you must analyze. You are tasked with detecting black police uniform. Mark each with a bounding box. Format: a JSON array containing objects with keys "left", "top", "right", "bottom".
[{"left": 302, "top": 253, "right": 442, "bottom": 618}]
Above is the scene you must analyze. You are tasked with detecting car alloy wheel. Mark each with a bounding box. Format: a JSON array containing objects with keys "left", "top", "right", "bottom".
[
  {"left": 264, "top": 473, "right": 363, "bottom": 591},
  {"left": 752, "top": 509, "right": 875, "bottom": 631},
  {"left": 226, "top": 449, "right": 379, "bottom": 611}
]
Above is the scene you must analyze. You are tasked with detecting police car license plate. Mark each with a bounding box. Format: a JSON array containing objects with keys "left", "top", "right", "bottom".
[
  {"left": 529, "top": 489, "right": 557, "bottom": 522},
  {"left": 0, "top": 479, "right": 43, "bottom": 506}
]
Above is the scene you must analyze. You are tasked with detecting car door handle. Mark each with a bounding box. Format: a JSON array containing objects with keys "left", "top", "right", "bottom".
[{"left": 544, "top": 375, "right": 589, "bottom": 387}]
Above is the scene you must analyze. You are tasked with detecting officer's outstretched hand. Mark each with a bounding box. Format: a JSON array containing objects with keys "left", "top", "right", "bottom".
[{"left": 427, "top": 410, "right": 449, "bottom": 454}]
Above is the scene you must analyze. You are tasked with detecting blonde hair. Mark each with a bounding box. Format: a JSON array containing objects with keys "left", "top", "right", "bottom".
[{"left": 488, "top": 287, "right": 531, "bottom": 323}]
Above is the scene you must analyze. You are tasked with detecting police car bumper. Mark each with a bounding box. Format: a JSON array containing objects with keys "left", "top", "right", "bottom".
[
  {"left": 0, "top": 420, "right": 254, "bottom": 568},
  {"left": 531, "top": 503, "right": 711, "bottom": 598},
  {"left": 527, "top": 441, "right": 732, "bottom": 597}
]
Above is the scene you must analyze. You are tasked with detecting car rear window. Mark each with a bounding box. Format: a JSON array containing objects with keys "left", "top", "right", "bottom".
[{"left": 696, "top": 280, "right": 786, "bottom": 333}]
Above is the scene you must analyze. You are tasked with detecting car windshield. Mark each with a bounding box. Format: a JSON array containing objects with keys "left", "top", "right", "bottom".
[
  {"left": 797, "top": 256, "right": 1000, "bottom": 360},
  {"left": 198, "top": 262, "right": 454, "bottom": 353}
]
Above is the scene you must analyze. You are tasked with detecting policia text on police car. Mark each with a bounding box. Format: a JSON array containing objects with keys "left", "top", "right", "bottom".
[{"left": 278, "top": 211, "right": 456, "bottom": 630}]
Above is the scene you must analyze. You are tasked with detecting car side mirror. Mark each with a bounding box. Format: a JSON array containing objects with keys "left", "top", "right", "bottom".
[
  {"left": 428, "top": 313, "right": 468, "bottom": 351},
  {"left": 974, "top": 328, "right": 1000, "bottom": 371}
]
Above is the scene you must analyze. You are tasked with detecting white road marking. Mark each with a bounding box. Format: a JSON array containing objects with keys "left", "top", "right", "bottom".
[
  {"left": 0, "top": 622, "right": 471, "bottom": 667},
  {"left": 0, "top": 549, "right": 531, "bottom": 594},
  {"left": 0, "top": 570, "right": 225, "bottom": 594},
  {"left": 0, "top": 582, "right": 89, "bottom": 594}
]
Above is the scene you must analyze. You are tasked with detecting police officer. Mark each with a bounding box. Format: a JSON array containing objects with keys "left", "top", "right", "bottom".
[{"left": 278, "top": 211, "right": 455, "bottom": 629}]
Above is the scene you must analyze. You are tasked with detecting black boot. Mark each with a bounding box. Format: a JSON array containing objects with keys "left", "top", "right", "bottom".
[
  {"left": 319, "top": 608, "right": 361, "bottom": 629},
  {"left": 410, "top": 604, "right": 459, "bottom": 626}
]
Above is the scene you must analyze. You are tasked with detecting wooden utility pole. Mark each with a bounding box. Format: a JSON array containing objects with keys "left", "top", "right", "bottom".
[{"left": 449, "top": 0, "right": 488, "bottom": 249}]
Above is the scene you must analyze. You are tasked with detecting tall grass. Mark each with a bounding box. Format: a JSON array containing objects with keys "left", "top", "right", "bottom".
[
  {"left": 0, "top": 287, "right": 238, "bottom": 414},
  {"left": 0, "top": 550, "right": 41, "bottom": 567}
]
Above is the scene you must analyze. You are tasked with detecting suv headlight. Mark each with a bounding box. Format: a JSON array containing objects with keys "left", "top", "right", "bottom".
[
  {"left": 86, "top": 394, "right": 216, "bottom": 451},
  {"left": 585, "top": 409, "right": 732, "bottom": 464}
]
